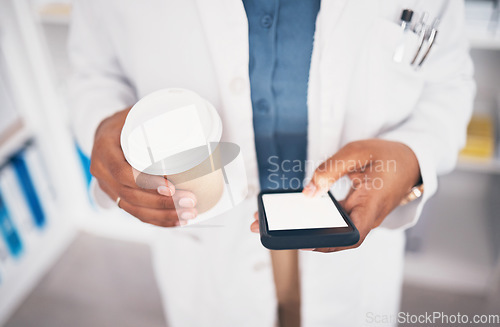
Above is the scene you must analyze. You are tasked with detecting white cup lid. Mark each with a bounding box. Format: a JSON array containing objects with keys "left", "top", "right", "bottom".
[{"left": 120, "top": 88, "right": 222, "bottom": 175}]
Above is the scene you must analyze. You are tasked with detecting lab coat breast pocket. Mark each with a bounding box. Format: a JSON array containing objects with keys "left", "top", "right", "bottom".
[{"left": 366, "top": 18, "right": 426, "bottom": 130}]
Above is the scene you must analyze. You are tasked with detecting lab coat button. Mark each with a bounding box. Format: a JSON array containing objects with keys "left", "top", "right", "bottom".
[
  {"left": 255, "top": 99, "right": 270, "bottom": 113},
  {"left": 230, "top": 77, "right": 245, "bottom": 94},
  {"left": 260, "top": 15, "right": 273, "bottom": 28}
]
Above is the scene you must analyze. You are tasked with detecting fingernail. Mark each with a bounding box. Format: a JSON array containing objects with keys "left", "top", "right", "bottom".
[
  {"left": 157, "top": 185, "right": 173, "bottom": 196},
  {"left": 303, "top": 183, "right": 316, "bottom": 197},
  {"left": 181, "top": 211, "right": 196, "bottom": 220},
  {"left": 166, "top": 181, "right": 176, "bottom": 196},
  {"left": 163, "top": 178, "right": 175, "bottom": 196},
  {"left": 178, "top": 197, "right": 195, "bottom": 208}
]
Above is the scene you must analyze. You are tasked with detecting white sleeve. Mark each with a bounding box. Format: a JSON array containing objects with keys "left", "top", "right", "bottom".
[
  {"left": 68, "top": 0, "right": 137, "bottom": 157},
  {"left": 378, "top": 1, "right": 476, "bottom": 229}
]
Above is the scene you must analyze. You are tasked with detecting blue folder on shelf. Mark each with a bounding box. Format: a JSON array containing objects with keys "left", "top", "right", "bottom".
[
  {"left": 11, "top": 151, "right": 46, "bottom": 229},
  {"left": 0, "top": 190, "right": 23, "bottom": 258}
]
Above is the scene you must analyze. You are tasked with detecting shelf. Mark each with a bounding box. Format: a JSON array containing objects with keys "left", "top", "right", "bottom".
[
  {"left": 404, "top": 251, "right": 494, "bottom": 294},
  {"left": 465, "top": 0, "right": 500, "bottom": 50},
  {"left": 456, "top": 157, "right": 500, "bottom": 174},
  {"left": 404, "top": 171, "right": 498, "bottom": 295},
  {"left": 468, "top": 33, "right": 500, "bottom": 50},
  {"left": 0, "top": 216, "right": 76, "bottom": 326},
  {"left": 75, "top": 207, "right": 159, "bottom": 245},
  {"left": 34, "top": 3, "right": 71, "bottom": 25},
  {"left": 31, "top": 2, "right": 500, "bottom": 52},
  {"left": 466, "top": 19, "right": 500, "bottom": 50},
  {"left": 0, "top": 0, "right": 88, "bottom": 324},
  {"left": 0, "top": 119, "right": 32, "bottom": 167}
]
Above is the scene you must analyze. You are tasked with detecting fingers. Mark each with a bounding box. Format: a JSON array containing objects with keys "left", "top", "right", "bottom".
[
  {"left": 301, "top": 139, "right": 419, "bottom": 252},
  {"left": 94, "top": 158, "right": 195, "bottom": 206},
  {"left": 250, "top": 220, "right": 259, "bottom": 233},
  {"left": 344, "top": 187, "right": 379, "bottom": 233},
  {"left": 118, "top": 185, "right": 175, "bottom": 209},
  {"left": 119, "top": 187, "right": 197, "bottom": 210},
  {"left": 97, "top": 178, "right": 119, "bottom": 203},
  {"left": 90, "top": 108, "right": 195, "bottom": 227},
  {"left": 93, "top": 143, "right": 136, "bottom": 188},
  {"left": 97, "top": 178, "right": 198, "bottom": 226},
  {"left": 91, "top": 140, "right": 175, "bottom": 191},
  {"left": 99, "top": 168, "right": 196, "bottom": 210},
  {"left": 250, "top": 211, "right": 259, "bottom": 233},
  {"left": 312, "top": 185, "right": 381, "bottom": 253},
  {"left": 108, "top": 147, "right": 169, "bottom": 190},
  {"left": 134, "top": 169, "right": 175, "bottom": 192},
  {"left": 303, "top": 141, "right": 370, "bottom": 198},
  {"left": 119, "top": 199, "right": 197, "bottom": 227},
  {"left": 93, "top": 139, "right": 171, "bottom": 191},
  {"left": 312, "top": 247, "right": 336, "bottom": 253},
  {"left": 93, "top": 150, "right": 199, "bottom": 226}
]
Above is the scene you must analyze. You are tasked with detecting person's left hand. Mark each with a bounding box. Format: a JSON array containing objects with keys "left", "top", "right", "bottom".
[{"left": 250, "top": 139, "right": 421, "bottom": 252}]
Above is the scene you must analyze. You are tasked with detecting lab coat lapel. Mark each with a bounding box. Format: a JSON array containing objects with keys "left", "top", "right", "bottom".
[
  {"left": 194, "top": 0, "right": 259, "bottom": 186},
  {"left": 307, "top": 0, "right": 349, "bottom": 176},
  {"left": 193, "top": 0, "right": 248, "bottom": 87},
  {"left": 186, "top": 2, "right": 274, "bottom": 323},
  {"left": 317, "top": 0, "right": 349, "bottom": 43},
  {"left": 308, "top": 0, "right": 377, "bottom": 174}
]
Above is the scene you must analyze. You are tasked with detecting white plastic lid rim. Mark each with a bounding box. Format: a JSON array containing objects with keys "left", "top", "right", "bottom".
[{"left": 120, "top": 88, "right": 223, "bottom": 176}]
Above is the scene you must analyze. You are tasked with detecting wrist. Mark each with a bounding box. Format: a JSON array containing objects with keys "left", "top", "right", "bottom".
[{"left": 395, "top": 142, "right": 423, "bottom": 205}]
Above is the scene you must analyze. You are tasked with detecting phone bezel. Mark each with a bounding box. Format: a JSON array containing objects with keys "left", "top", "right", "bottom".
[{"left": 258, "top": 189, "right": 356, "bottom": 237}]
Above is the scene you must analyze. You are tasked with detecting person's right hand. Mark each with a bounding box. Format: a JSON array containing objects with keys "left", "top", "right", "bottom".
[{"left": 90, "top": 107, "right": 198, "bottom": 227}]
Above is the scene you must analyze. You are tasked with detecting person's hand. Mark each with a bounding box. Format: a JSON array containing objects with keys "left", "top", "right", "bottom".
[
  {"left": 250, "top": 139, "right": 421, "bottom": 252},
  {"left": 90, "top": 107, "right": 198, "bottom": 227}
]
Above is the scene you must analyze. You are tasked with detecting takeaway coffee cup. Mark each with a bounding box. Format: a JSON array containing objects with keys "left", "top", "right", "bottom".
[{"left": 120, "top": 88, "right": 225, "bottom": 214}]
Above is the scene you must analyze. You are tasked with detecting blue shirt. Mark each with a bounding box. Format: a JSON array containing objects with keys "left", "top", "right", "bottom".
[{"left": 242, "top": 0, "right": 320, "bottom": 191}]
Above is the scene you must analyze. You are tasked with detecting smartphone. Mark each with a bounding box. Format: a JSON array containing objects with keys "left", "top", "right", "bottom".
[{"left": 258, "top": 190, "right": 359, "bottom": 250}]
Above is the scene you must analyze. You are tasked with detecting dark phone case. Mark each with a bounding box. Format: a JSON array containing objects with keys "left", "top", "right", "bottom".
[{"left": 258, "top": 190, "right": 360, "bottom": 250}]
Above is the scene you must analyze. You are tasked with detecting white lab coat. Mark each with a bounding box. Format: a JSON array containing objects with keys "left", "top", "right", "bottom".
[{"left": 68, "top": 0, "right": 475, "bottom": 326}]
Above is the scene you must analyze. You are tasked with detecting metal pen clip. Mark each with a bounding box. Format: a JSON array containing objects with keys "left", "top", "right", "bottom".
[
  {"left": 412, "top": 0, "right": 449, "bottom": 69},
  {"left": 410, "top": 12, "right": 429, "bottom": 65},
  {"left": 414, "top": 18, "right": 440, "bottom": 69}
]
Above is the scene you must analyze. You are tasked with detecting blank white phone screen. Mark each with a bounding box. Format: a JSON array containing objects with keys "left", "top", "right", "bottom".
[{"left": 262, "top": 193, "right": 348, "bottom": 231}]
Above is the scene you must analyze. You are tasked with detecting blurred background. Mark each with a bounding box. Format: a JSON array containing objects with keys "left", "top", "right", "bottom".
[{"left": 0, "top": 0, "right": 499, "bottom": 326}]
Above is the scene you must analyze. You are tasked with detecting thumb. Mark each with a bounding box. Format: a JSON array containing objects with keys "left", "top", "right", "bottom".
[{"left": 303, "top": 142, "right": 369, "bottom": 197}]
